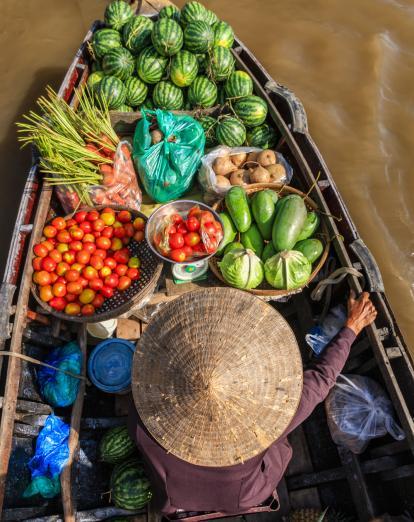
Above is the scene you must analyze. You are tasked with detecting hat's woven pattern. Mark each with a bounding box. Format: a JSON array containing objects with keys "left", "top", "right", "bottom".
[{"left": 132, "top": 288, "right": 303, "bottom": 467}]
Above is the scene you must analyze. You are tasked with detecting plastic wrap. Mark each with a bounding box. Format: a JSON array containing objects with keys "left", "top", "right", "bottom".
[
  {"left": 198, "top": 145, "right": 293, "bottom": 201},
  {"left": 325, "top": 374, "right": 405, "bottom": 454},
  {"left": 305, "top": 305, "right": 347, "bottom": 356}
]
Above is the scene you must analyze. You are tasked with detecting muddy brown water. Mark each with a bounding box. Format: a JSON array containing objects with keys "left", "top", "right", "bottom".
[{"left": 1, "top": 0, "right": 413, "bottom": 352}]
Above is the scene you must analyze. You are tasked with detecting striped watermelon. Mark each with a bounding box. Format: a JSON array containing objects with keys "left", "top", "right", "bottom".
[
  {"left": 152, "top": 81, "right": 184, "bottom": 110},
  {"left": 99, "top": 426, "right": 136, "bottom": 464},
  {"left": 125, "top": 76, "right": 148, "bottom": 106},
  {"left": 98, "top": 76, "right": 127, "bottom": 109},
  {"left": 136, "top": 47, "right": 168, "bottom": 84},
  {"left": 207, "top": 46, "right": 234, "bottom": 82},
  {"left": 246, "top": 123, "right": 278, "bottom": 149},
  {"left": 102, "top": 47, "right": 135, "bottom": 81},
  {"left": 111, "top": 458, "right": 152, "bottom": 510},
  {"left": 184, "top": 21, "right": 214, "bottom": 53},
  {"left": 151, "top": 18, "right": 183, "bottom": 57},
  {"left": 213, "top": 21, "right": 234, "bottom": 48},
  {"left": 159, "top": 5, "right": 181, "bottom": 23},
  {"left": 224, "top": 70, "right": 253, "bottom": 98},
  {"left": 87, "top": 71, "right": 105, "bottom": 93},
  {"left": 170, "top": 51, "right": 198, "bottom": 87},
  {"left": 195, "top": 53, "right": 207, "bottom": 73},
  {"left": 215, "top": 117, "right": 246, "bottom": 147},
  {"left": 122, "top": 16, "right": 153, "bottom": 55},
  {"left": 92, "top": 29, "right": 122, "bottom": 59},
  {"left": 104, "top": 0, "right": 134, "bottom": 31},
  {"left": 188, "top": 76, "right": 217, "bottom": 108},
  {"left": 117, "top": 104, "right": 133, "bottom": 112},
  {"left": 140, "top": 97, "right": 154, "bottom": 110},
  {"left": 204, "top": 9, "right": 219, "bottom": 26},
  {"left": 180, "top": 1, "right": 208, "bottom": 25},
  {"left": 234, "top": 95, "right": 268, "bottom": 127},
  {"left": 198, "top": 115, "right": 217, "bottom": 147}
]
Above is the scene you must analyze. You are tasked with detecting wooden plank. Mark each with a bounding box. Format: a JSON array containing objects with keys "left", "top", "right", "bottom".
[
  {"left": 0, "top": 186, "right": 52, "bottom": 512},
  {"left": 0, "top": 397, "right": 52, "bottom": 415},
  {"left": 60, "top": 325, "right": 87, "bottom": 522},
  {"left": 117, "top": 318, "right": 141, "bottom": 340}
]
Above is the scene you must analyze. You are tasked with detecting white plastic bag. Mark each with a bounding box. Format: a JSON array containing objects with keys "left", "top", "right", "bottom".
[
  {"left": 325, "top": 374, "right": 405, "bottom": 454},
  {"left": 198, "top": 145, "right": 293, "bottom": 201}
]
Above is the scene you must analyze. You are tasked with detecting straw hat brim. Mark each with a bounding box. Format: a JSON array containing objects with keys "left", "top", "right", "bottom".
[{"left": 132, "top": 287, "right": 303, "bottom": 467}]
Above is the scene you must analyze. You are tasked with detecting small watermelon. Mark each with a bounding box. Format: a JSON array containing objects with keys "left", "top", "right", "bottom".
[
  {"left": 198, "top": 115, "right": 217, "bottom": 147},
  {"left": 152, "top": 18, "right": 183, "bottom": 57},
  {"left": 152, "top": 81, "right": 184, "bottom": 110},
  {"left": 87, "top": 71, "right": 105, "bottom": 93},
  {"left": 184, "top": 21, "right": 214, "bottom": 53},
  {"left": 159, "top": 5, "right": 181, "bottom": 23},
  {"left": 140, "top": 97, "right": 154, "bottom": 110},
  {"left": 225, "top": 70, "right": 253, "bottom": 98},
  {"left": 104, "top": 0, "right": 134, "bottom": 31},
  {"left": 204, "top": 9, "right": 219, "bottom": 26},
  {"left": 180, "top": 1, "right": 208, "bottom": 25},
  {"left": 246, "top": 123, "right": 278, "bottom": 149},
  {"left": 136, "top": 46, "right": 168, "bottom": 84},
  {"left": 215, "top": 117, "right": 246, "bottom": 147},
  {"left": 188, "top": 76, "right": 217, "bottom": 108},
  {"left": 234, "top": 95, "right": 268, "bottom": 127},
  {"left": 117, "top": 104, "right": 134, "bottom": 112},
  {"left": 99, "top": 426, "right": 136, "bottom": 464},
  {"left": 122, "top": 16, "right": 153, "bottom": 55},
  {"left": 213, "top": 21, "right": 234, "bottom": 48},
  {"left": 92, "top": 29, "right": 122, "bottom": 59},
  {"left": 98, "top": 76, "right": 127, "bottom": 109},
  {"left": 207, "top": 46, "right": 234, "bottom": 82},
  {"left": 125, "top": 76, "right": 148, "bottom": 106},
  {"left": 111, "top": 458, "right": 152, "bottom": 510},
  {"left": 170, "top": 50, "right": 198, "bottom": 87},
  {"left": 102, "top": 47, "right": 135, "bottom": 81}
]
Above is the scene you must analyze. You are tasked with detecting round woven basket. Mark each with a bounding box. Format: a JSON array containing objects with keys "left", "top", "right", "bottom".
[
  {"left": 132, "top": 287, "right": 303, "bottom": 467},
  {"left": 209, "top": 184, "right": 329, "bottom": 298},
  {"left": 31, "top": 205, "right": 163, "bottom": 323}
]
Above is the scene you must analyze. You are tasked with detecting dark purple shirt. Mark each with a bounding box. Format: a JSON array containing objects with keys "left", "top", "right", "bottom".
[{"left": 128, "top": 327, "right": 356, "bottom": 515}]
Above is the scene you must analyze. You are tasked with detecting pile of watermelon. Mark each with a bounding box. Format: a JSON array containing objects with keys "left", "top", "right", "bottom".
[
  {"left": 99, "top": 425, "right": 152, "bottom": 510},
  {"left": 88, "top": 0, "right": 277, "bottom": 149}
]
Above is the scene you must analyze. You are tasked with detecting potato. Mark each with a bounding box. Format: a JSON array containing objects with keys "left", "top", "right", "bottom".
[
  {"left": 230, "top": 152, "right": 247, "bottom": 167},
  {"left": 257, "top": 150, "right": 277, "bottom": 167},
  {"left": 151, "top": 129, "right": 164, "bottom": 144},
  {"left": 230, "top": 169, "right": 250, "bottom": 185},
  {"left": 266, "top": 163, "right": 286, "bottom": 183},
  {"left": 250, "top": 165, "right": 270, "bottom": 184},
  {"left": 215, "top": 175, "right": 231, "bottom": 187},
  {"left": 213, "top": 155, "right": 237, "bottom": 177},
  {"left": 246, "top": 151, "right": 259, "bottom": 163}
]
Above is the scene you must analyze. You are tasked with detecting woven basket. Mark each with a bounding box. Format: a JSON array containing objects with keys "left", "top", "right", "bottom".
[
  {"left": 209, "top": 184, "right": 329, "bottom": 298},
  {"left": 31, "top": 205, "right": 163, "bottom": 323}
]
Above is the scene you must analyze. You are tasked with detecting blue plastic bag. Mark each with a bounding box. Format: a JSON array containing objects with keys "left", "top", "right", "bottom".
[
  {"left": 305, "top": 305, "right": 347, "bottom": 356},
  {"left": 23, "top": 415, "right": 70, "bottom": 499},
  {"left": 37, "top": 341, "right": 82, "bottom": 407},
  {"left": 133, "top": 109, "right": 205, "bottom": 202}
]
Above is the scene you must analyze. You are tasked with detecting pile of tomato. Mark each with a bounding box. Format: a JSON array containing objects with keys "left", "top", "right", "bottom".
[
  {"left": 32, "top": 208, "right": 145, "bottom": 316},
  {"left": 153, "top": 206, "right": 223, "bottom": 263}
]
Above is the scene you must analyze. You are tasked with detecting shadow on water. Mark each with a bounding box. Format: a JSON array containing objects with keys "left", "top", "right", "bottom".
[{"left": 0, "top": 67, "right": 67, "bottom": 274}]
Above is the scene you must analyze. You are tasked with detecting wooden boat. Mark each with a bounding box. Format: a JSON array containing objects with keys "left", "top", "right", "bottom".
[{"left": 1, "top": 1, "right": 414, "bottom": 520}]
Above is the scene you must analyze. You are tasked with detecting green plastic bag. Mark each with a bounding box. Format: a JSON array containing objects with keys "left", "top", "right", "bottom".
[{"left": 133, "top": 109, "right": 205, "bottom": 202}]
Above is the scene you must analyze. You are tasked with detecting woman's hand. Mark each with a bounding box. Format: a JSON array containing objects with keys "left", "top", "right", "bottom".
[{"left": 345, "top": 290, "right": 377, "bottom": 336}]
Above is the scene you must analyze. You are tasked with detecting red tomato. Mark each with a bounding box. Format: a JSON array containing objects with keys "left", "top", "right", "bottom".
[
  {"left": 39, "top": 285, "right": 53, "bottom": 302},
  {"left": 113, "top": 226, "right": 126, "bottom": 239},
  {"left": 118, "top": 275, "right": 132, "bottom": 291},
  {"left": 124, "top": 223, "right": 134, "bottom": 238},
  {"left": 169, "top": 233, "right": 184, "bottom": 249},
  {"left": 100, "top": 285, "right": 114, "bottom": 299},
  {"left": 83, "top": 242, "right": 96, "bottom": 255},
  {"left": 101, "top": 212, "right": 115, "bottom": 227},
  {"left": 117, "top": 210, "right": 132, "bottom": 223},
  {"left": 65, "top": 293, "right": 77, "bottom": 304},
  {"left": 70, "top": 240, "right": 83, "bottom": 252},
  {"left": 56, "top": 262, "right": 70, "bottom": 276},
  {"left": 92, "top": 219, "right": 105, "bottom": 232},
  {"left": 79, "top": 288, "right": 95, "bottom": 304},
  {"left": 65, "top": 269, "right": 80, "bottom": 282},
  {"left": 184, "top": 232, "right": 201, "bottom": 247},
  {"left": 33, "top": 243, "right": 48, "bottom": 258},
  {"left": 102, "top": 207, "right": 115, "bottom": 215},
  {"left": 90, "top": 255, "right": 104, "bottom": 270},
  {"left": 52, "top": 282, "right": 67, "bottom": 298},
  {"left": 74, "top": 211, "right": 88, "bottom": 224},
  {"left": 79, "top": 276, "right": 89, "bottom": 289},
  {"left": 192, "top": 242, "right": 206, "bottom": 254},
  {"left": 87, "top": 210, "right": 99, "bottom": 222},
  {"left": 65, "top": 303, "right": 81, "bottom": 315},
  {"left": 65, "top": 218, "right": 76, "bottom": 228},
  {"left": 93, "top": 231, "right": 101, "bottom": 238},
  {"left": 81, "top": 304, "right": 95, "bottom": 316},
  {"left": 186, "top": 216, "right": 200, "bottom": 232},
  {"left": 82, "top": 266, "right": 98, "bottom": 281},
  {"left": 188, "top": 206, "right": 201, "bottom": 218},
  {"left": 115, "top": 264, "right": 128, "bottom": 276},
  {"left": 133, "top": 217, "right": 145, "bottom": 231},
  {"left": 104, "top": 257, "right": 117, "bottom": 269},
  {"left": 100, "top": 266, "right": 112, "bottom": 278},
  {"left": 49, "top": 296, "right": 66, "bottom": 311},
  {"left": 43, "top": 225, "right": 57, "bottom": 238},
  {"left": 71, "top": 263, "right": 85, "bottom": 273},
  {"left": 56, "top": 243, "right": 69, "bottom": 254},
  {"left": 101, "top": 226, "right": 114, "bottom": 238},
  {"left": 203, "top": 222, "right": 216, "bottom": 235},
  {"left": 49, "top": 272, "right": 58, "bottom": 284},
  {"left": 76, "top": 250, "right": 90, "bottom": 265},
  {"left": 96, "top": 236, "right": 111, "bottom": 250},
  {"left": 170, "top": 248, "right": 186, "bottom": 262},
  {"left": 133, "top": 230, "right": 144, "bottom": 242},
  {"left": 126, "top": 267, "right": 140, "bottom": 280},
  {"left": 113, "top": 249, "right": 129, "bottom": 265},
  {"left": 41, "top": 240, "right": 54, "bottom": 252},
  {"left": 67, "top": 281, "right": 83, "bottom": 295},
  {"left": 69, "top": 227, "right": 84, "bottom": 240},
  {"left": 33, "top": 270, "right": 52, "bottom": 286},
  {"left": 79, "top": 221, "right": 92, "bottom": 234},
  {"left": 62, "top": 250, "right": 76, "bottom": 265},
  {"left": 32, "top": 257, "right": 43, "bottom": 271},
  {"left": 89, "top": 278, "right": 104, "bottom": 292},
  {"left": 92, "top": 294, "right": 105, "bottom": 308},
  {"left": 57, "top": 230, "right": 71, "bottom": 244},
  {"left": 176, "top": 223, "right": 188, "bottom": 234},
  {"left": 182, "top": 245, "right": 193, "bottom": 257},
  {"left": 51, "top": 217, "right": 66, "bottom": 230},
  {"left": 49, "top": 249, "right": 62, "bottom": 264},
  {"left": 94, "top": 248, "right": 107, "bottom": 259},
  {"left": 41, "top": 256, "right": 56, "bottom": 272},
  {"left": 171, "top": 213, "right": 183, "bottom": 224},
  {"left": 104, "top": 274, "right": 119, "bottom": 288},
  {"left": 111, "top": 238, "right": 123, "bottom": 251}
]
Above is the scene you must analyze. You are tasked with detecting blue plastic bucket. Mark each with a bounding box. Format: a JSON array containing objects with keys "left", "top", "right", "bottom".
[{"left": 88, "top": 339, "right": 135, "bottom": 394}]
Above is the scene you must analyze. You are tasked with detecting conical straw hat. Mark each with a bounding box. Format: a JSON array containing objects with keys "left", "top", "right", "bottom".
[{"left": 132, "top": 287, "right": 303, "bottom": 467}]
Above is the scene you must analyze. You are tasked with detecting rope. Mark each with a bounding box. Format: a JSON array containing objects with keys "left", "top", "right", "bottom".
[
  {"left": 0, "top": 351, "right": 86, "bottom": 381},
  {"left": 310, "top": 267, "right": 364, "bottom": 303}
]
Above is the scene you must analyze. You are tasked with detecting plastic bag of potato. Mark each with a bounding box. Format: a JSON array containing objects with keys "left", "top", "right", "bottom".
[{"left": 198, "top": 146, "right": 293, "bottom": 201}]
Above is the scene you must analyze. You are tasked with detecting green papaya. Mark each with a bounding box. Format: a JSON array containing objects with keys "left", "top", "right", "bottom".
[
  {"left": 262, "top": 242, "right": 276, "bottom": 262},
  {"left": 225, "top": 186, "right": 252, "bottom": 233},
  {"left": 294, "top": 238, "right": 323, "bottom": 264},
  {"left": 241, "top": 224, "right": 264, "bottom": 258},
  {"left": 296, "top": 211, "right": 320, "bottom": 241},
  {"left": 251, "top": 191, "right": 277, "bottom": 240},
  {"left": 217, "top": 212, "right": 237, "bottom": 254},
  {"left": 264, "top": 189, "right": 279, "bottom": 205},
  {"left": 223, "top": 241, "right": 244, "bottom": 255},
  {"left": 272, "top": 195, "right": 307, "bottom": 251}
]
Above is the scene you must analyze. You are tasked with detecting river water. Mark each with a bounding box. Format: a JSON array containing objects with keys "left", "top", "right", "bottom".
[{"left": 1, "top": 0, "right": 413, "bottom": 351}]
